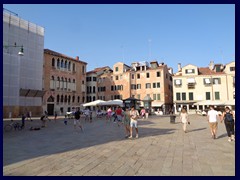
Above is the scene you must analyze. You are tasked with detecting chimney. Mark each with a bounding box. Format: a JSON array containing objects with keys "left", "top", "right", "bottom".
[
  {"left": 209, "top": 61, "right": 214, "bottom": 70},
  {"left": 76, "top": 56, "right": 79, "bottom": 60},
  {"left": 177, "top": 63, "right": 181, "bottom": 72}
]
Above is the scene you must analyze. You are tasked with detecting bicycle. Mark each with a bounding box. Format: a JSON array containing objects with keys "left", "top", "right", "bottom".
[{"left": 4, "top": 121, "right": 23, "bottom": 132}]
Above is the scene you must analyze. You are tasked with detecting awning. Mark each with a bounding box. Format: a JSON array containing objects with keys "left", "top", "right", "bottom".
[
  {"left": 204, "top": 78, "right": 211, "bottom": 84},
  {"left": 151, "top": 102, "right": 163, "bottom": 107},
  {"left": 187, "top": 78, "right": 195, "bottom": 83},
  {"left": 19, "top": 88, "right": 45, "bottom": 97},
  {"left": 175, "top": 79, "right": 181, "bottom": 85}
]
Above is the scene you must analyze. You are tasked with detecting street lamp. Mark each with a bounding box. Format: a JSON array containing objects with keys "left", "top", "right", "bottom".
[
  {"left": 3, "top": 42, "right": 24, "bottom": 120},
  {"left": 3, "top": 43, "right": 24, "bottom": 56}
]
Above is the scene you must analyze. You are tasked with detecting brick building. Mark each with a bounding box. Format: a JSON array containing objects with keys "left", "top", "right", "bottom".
[
  {"left": 43, "top": 49, "right": 87, "bottom": 115},
  {"left": 86, "top": 61, "right": 173, "bottom": 112}
]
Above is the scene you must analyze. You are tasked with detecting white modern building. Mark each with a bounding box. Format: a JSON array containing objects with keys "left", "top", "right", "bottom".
[{"left": 3, "top": 9, "right": 45, "bottom": 118}]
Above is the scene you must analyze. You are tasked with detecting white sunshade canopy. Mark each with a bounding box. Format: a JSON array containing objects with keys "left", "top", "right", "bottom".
[
  {"left": 193, "top": 100, "right": 225, "bottom": 106},
  {"left": 98, "top": 99, "right": 123, "bottom": 106},
  {"left": 187, "top": 78, "right": 195, "bottom": 83},
  {"left": 205, "top": 78, "right": 211, "bottom": 84},
  {"left": 175, "top": 79, "right": 181, "bottom": 85},
  {"left": 82, "top": 100, "right": 106, "bottom": 107}
]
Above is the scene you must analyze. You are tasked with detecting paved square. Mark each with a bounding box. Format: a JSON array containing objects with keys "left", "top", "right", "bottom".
[{"left": 3, "top": 114, "right": 235, "bottom": 176}]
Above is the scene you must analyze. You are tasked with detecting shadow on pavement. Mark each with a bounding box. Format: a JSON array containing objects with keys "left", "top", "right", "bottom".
[{"left": 3, "top": 118, "right": 175, "bottom": 166}]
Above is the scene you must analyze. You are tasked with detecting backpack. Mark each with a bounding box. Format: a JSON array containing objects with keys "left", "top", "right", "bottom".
[{"left": 225, "top": 112, "right": 234, "bottom": 122}]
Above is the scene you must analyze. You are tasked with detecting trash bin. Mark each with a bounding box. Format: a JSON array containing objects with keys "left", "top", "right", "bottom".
[{"left": 170, "top": 115, "right": 176, "bottom": 123}]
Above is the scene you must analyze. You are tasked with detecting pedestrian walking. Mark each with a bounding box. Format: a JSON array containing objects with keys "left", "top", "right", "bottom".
[
  {"left": 40, "top": 114, "right": 47, "bottom": 127},
  {"left": 106, "top": 107, "right": 112, "bottom": 123},
  {"left": 140, "top": 107, "right": 146, "bottom": 119},
  {"left": 207, "top": 105, "right": 220, "bottom": 139},
  {"left": 26, "top": 111, "right": 32, "bottom": 121},
  {"left": 64, "top": 115, "right": 68, "bottom": 125},
  {"left": 74, "top": 108, "right": 83, "bottom": 132},
  {"left": 145, "top": 108, "right": 149, "bottom": 119},
  {"left": 123, "top": 108, "right": 131, "bottom": 138},
  {"left": 115, "top": 106, "right": 123, "bottom": 127},
  {"left": 179, "top": 108, "right": 189, "bottom": 133},
  {"left": 129, "top": 106, "right": 140, "bottom": 139},
  {"left": 221, "top": 106, "right": 235, "bottom": 142}
]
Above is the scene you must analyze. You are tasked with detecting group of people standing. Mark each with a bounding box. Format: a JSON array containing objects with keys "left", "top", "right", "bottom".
[{"left": 179, "top": 105, "right": 235, "bottom": 142}]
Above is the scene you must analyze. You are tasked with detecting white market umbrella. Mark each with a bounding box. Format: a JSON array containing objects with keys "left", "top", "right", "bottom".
[
  {"left": 98, "top": 99, "right": 123, "bottom": 106},
  {"left": 82, "top": 100, "right": 106, "bottom": 107}
]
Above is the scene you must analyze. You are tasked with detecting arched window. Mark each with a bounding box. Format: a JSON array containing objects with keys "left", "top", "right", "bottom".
[
  {"left": 78, "top": 96, "right": 80, "bottom": 103},
  {"left": 65, "top": 78, "right": 68, "bottom": 89},
  {"left": 68, "top": 95, "right": 71, "bottom": 103},
  {"left": 57, "top": 95, "right": 60, "bottom": 103},
  {"left": 52, "top": 58, "right": 55, "bottom": 67},
  {"left": 61, "top": 95, "right": 64, "bottom": 103},
  {"left": 50, "top": 76, "right": 55, "bottom": 89},
  {"left": 73, "top": 63, "right": 75, "bottom": 72},
  {"left": 64, "top": 60, "right": 67, "bottom": 69},
  {"left": 72, "top": 96, "right": 75, "bottom": 103},
  {"left": 93, "top": 96, "right": 96, "bottom": 101},
  {"left": 47, "top": 96, "right": 54, "bottom": 102},
  {"left": 56, "top": 77, "right": 60, "bottom": 89},
  {"left": 57, "top": 58, "right": 60, "bottom": 68},
  {"left": 68, "top": 78, "right": 71, "bottom": 83},
  {"left": 61, "top": 59, "right": 64, "bottom": 68},
  {"left": 64, "top": 95, "right": 67, "bottom": 103},
  {"left": 68, "top": 62, "right": 71, "bottom": 71},
  {"left": 61, "top": 77, "right": 64, "bottom": 89}
]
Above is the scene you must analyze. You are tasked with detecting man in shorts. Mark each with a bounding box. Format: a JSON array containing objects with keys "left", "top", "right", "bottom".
[
  {"left": 207, "top": 105, "right": 220, "bottom": 139},
  {"left": 129, "top": 106, "right": 140, "bottom": 139},
  {"left": 74, "top": 108, "right": 83, "bottom": 132}
]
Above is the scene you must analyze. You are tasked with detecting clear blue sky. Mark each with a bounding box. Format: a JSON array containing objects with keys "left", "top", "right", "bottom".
[{"left": 3, "top": 4, "right": 235, "bottom": 73}]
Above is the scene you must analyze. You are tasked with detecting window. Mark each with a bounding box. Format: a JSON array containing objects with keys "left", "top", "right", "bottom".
[
  {"left": 157, "top": 82, "right": 160, "bottom": 88},
  {"left": 137, "top": 74, "right": 140, "bottom": 79},
  {"left": 116, "top": 76, "right": 119, "bottom": 80},
  {"left": 137, "top": 84, "right": 141, "bottom": 89},
  {"left": 215, "top": 66, "right": 221, "bottom": 72},
  {"left": 57, "top": 59, "right": 60, "bottom": 69},
  {"left": 64, "top": 61, "right": 67, "bottom": 68},
  {"left": 153, "top": 94, "right": 156, "bottom": 100},
  {"left": 68, "top": 62, "right": 71, "bottom": 70},
  {"left": 185, "top": 69, "right": 195, "bottom": 74},
  {"left": 115, "top": 67, "right": 118, "bottom": 72},
  {"left": 153, "top": 83, "right": 156, "bottom": 88},
  {"left": 61, "top": 60, "right": 64, "bottom": 68},
  {"left": 137, "top": 94, "right": 141, "bottom": 100},
  {"left": 215, "top": 92, "right": 220, "bottom": 100},
  {"left": 174, "top": 79, "right": 182, "bottom": 86},
  {"left": 176, "top": 93, "right": 181, "bottom": 100},
  {"left": 157, "top": 94, "right": 161, "bottom": 100},
  {"left": 189, "top": 92, "right": 193, "bottom": 100},
  {"left": 93, "top": 77, "right": 97, "bottom": 81},
  {"left": 132, "top": 74, "right": 135, "bottom": 79},
  {"left": 145, "top": 83, "right": 151, "bottom": 89},
  {"left": 213, "top": 78, "right": 221, "bottom": 85},
  {"left": 206, "top": 92, "right": 211, "bottom": 100},
  {"left": 230, "top": 67, "right": 235, "bottom": 71},
  {"left": 146, "top": 73, "right": 150, "bottom": 78},
  {"left": 157, "top": 71, "right": 161, "bottom": 77},
  {"left": 204, "top": 78, "right": 211, "bottom": 85},
  {"left": 73, "top": 63, "right": 76, "bottom": 72},
  {"left": 52, "top": 58, "right": 55, "bottom": 67},
  {"left": 82, "top": 66, "right": 85, "bottom": 74},
  {"left": 182, "top": 93, "right": 186, "bottom": 100},
  {"left": 131, "top": 84, "right": 136, "bottom": 89}
]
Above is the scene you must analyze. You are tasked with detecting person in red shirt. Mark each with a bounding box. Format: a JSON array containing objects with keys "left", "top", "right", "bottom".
[{"left": 115, "top": 106, "right": 123, "bottom": 126}]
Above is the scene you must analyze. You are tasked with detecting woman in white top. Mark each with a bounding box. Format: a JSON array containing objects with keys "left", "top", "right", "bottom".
[{"left": 180, "top": 108, "right": 189, "bottom": 133}]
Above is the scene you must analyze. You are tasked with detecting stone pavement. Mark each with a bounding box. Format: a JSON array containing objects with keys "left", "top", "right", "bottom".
[{"left": 3, "top": 114, "right": 235, "bottom": 176}]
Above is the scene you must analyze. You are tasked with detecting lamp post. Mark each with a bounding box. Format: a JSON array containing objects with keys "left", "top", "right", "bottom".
[{"left": 3, "top": 43, "right": 24, "bottom": 120}]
